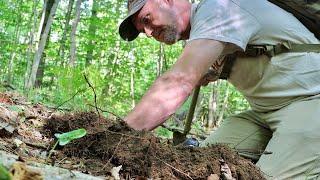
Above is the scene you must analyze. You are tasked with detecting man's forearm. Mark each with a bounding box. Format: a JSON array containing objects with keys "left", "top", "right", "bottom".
[
  {"left": 125, "top": 39, "right": 225, "bottom": 130},
  {"left": 124, "top": 71, "right": 194, "bottom": 130}
]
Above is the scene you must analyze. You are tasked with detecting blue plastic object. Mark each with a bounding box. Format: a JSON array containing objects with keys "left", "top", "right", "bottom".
[{"left": 183, "top": 138, "right": 199, "bottom": 147}]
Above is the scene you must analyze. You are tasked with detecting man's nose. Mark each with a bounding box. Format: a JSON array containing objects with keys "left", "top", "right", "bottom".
[{"left": 144, "top": 26, "right": 153, "bottom": 38}]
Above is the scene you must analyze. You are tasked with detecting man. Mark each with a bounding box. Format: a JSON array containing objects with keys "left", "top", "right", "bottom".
[{"left": 118, "top": 0, "right": 320, "bottom": 179}]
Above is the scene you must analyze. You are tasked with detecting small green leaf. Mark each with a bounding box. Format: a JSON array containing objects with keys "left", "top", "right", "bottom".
[
  {"left": 58, "top": 139, "right": 70, "bottom": 146},
  {"left": 0, "top": 164, "right": 11, "bottom": 180},
  {"left": 54, "top": 128, "right": 87, "bottom": 146}
]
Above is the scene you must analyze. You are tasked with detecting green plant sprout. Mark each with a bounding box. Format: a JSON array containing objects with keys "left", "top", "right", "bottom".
[{"left": 48, "top": 128, "right": 87, "bottom": 159}]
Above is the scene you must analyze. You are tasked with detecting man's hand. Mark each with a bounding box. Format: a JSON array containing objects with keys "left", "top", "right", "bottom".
[{"left": 124, "top": 39, "right": 225, "bottom": 130}]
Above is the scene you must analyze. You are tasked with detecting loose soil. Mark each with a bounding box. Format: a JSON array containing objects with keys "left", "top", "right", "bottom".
[{"left": 0, "top": 92, "right": 266, "bottom": 179}]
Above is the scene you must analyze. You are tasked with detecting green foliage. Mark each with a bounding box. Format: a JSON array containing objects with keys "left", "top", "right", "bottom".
[
  {"left": 1, "top": 0, "right": 250, "bottom": 134},
  {"left": 54, "top": 128, "right": 87, "bottom": 146},
  {"left": 154, "top": 127, "right": 173, "bottom": 139},
  {"left": 0, "top": 164, "right": 11, "bottom": 180}
]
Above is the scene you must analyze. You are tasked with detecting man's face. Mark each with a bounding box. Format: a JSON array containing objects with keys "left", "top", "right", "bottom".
[{"left": 132, "top": 0, "right": 180, "bottom": 44}]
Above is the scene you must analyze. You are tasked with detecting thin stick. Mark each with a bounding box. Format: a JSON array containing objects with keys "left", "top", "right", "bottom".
[
  {"left": 154, "top": 155, "right": 193, "bottom": 180},
  {"left": 107, "top": 136, "right": 123, "bottom": 163},
  {"left": 98, "top": 136, "right": 124, "bottom": 173},
  {"left": 47, "top": 140, "right": 59, "bottom": 160},
  {"left": 51, "top": 88, "right": 86, "bottom": 114},
  {"left": 83, "top": 74, "right": 100, "bottom": 118},
  {"left": 87, "top": 104, "right": 124, "bottom": 121},
  {"left": 56, "top": 157, "right": 67, "bottom": 166}
]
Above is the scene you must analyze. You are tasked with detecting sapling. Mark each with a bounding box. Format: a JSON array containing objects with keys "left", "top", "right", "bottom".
[{"left": 48, "top": 128, "right": 87, "bottom": 159}]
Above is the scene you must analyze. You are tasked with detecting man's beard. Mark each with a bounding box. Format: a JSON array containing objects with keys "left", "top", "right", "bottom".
[{"left": 162, "top": 25, "right": 179, "bottom": 45}]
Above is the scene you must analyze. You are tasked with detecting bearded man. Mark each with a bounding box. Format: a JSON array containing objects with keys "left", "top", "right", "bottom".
[{"left": 118, "top": 0, "right": 320, "bottom": 179}]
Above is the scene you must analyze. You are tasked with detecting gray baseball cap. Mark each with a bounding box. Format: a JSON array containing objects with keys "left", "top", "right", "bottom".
[{"left": 119, "top": 0, "right": 147, "bottom": 41}]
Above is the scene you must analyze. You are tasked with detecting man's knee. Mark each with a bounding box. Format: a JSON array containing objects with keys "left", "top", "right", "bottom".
[
  {"left": 257, "top": 129, "right": 320, "bottom": 179},
  {"left": 200, "top": 112, "right": 271, "bottom": 161}
]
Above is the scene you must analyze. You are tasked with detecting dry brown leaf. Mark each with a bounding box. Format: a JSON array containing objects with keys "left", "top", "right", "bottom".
[{"left": 207, "top": 174, "right": 219, "bottom": 180}]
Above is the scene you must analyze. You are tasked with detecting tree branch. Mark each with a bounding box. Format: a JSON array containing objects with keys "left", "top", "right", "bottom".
[{"left": 83, "top": 74, "right": 100, "bottom": 117}]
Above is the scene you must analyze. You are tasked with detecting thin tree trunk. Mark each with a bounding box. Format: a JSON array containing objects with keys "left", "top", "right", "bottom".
[
  {"left": 35, "top": 0, "right": 55, "bottom": 87},
  {"left": 26, "top": 0, "right": 60, "bottom": 89},
  {"left": 100, "top": 1, "right": 123, "bottom": 97},
  {"left": 69, "top": 0, "right": 82, "bottom": 67},
  {"left": 103, "top": 40, "right": 121, "bottom": 96},
  {"left": 206, "top": 82, "right": 218, "bottom": 132},
  {"left": 216, "top": 84, "right": 230, "bottom": 127},
  {"left": 58, "top": 0, "right": 74, "bottom": 65},
  {"left": 35, "top": 55, "right": 46, "bottom": 87},
  {"left": 6, "top": 53, "right": 16, "bottom": 84},
  {"left": 85, "top": 0, "right": 98, "bottom": 66},
  {"left": 130, "top": 67, "right": 135, "bottom": 107},
  {"left": 6, "top": 0, "right": 22, "bottom": 84},
  {"left": 24, "top": 0, "right": 41, "bottom": 89},
  {"left": 36, "top": 0, "right": 48, "bottom": 49},
  {"left": 157, "top": 43, "right": 164, "bottom": 77}
]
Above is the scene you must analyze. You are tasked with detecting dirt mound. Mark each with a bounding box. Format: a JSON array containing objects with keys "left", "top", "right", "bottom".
[{"left": 45, "top": 112, "right": 265, "bottom": 179}]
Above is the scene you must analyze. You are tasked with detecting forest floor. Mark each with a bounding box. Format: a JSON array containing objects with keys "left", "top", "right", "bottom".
[{"left": 0, "top": 91, "right": 266, "bottom": 180}]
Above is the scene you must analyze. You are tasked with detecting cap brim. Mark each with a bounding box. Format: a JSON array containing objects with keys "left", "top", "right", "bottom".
[
  {"left": 119, "top": 0, "right": 146, "bottom": 41},
  {"left": 119, "top": 17, "right": 140, "bottom": 41}
]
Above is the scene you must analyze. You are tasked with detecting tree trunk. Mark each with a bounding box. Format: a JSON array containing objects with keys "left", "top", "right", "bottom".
[
  {"left": 130, "top": 66, "right": 135, "bottom": 107},
  {"left": 24, "top": 0, "right": 41, "bottom": 89},
  {"left": 216, "top": 83, "right": 230, "bottom": 127},
  {"left": 57, "top": 0, "right": 74, "bottom": 66},
  {"left": 206, "top": 82, "right": 218, "bottom": 132},
  {"left": 35, "top": 54, "right": 46, "bottom": 87},
  {"left": 69, "top": 0, "right": 82, "bottom": 67},
  {"left": 6, "top": 53, "right": 16, "bottom": 84},
  {"left": 157, "top": 43, "right": 165, "bottom": 77},
  {"left": 102, "top": 40, "right": 121, "bottom": 96},
  {"left": 35, "top": 0, "right": 55, "bottom": 87},
  {"left": 6, "top": 0, "right": 22, "bottom": 85},
  {"left": 85, "top": 0, "right": 98, "bottom": 66},
  {"left": 26, "top": 0, "right": 60, "bottom": 89},
  {"left": 36, "top": 0, "right": 48, "bottom": 49},
  {"left": 100, "top": 1, "right": 123, "bottom": 97}
]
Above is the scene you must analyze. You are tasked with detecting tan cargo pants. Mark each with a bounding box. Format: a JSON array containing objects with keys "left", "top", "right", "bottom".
[{"left": 200, "top": 96, "right": 320, "bottom": 180}]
